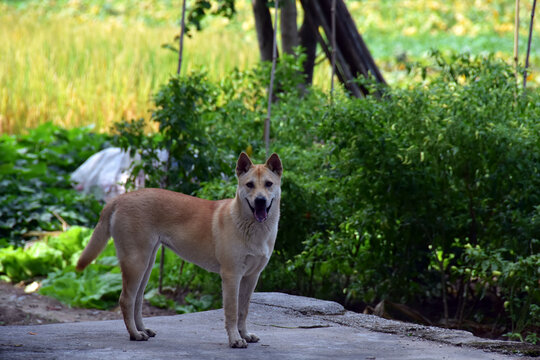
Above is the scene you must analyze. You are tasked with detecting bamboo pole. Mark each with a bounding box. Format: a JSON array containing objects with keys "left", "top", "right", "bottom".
[{"left": 334, "top": 0, "right": 385, "bottom": 84}]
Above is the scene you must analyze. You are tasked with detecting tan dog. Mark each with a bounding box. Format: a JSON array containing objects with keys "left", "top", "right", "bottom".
[{"left": 76, "top": 152, "right": 282, "bottom": 348}]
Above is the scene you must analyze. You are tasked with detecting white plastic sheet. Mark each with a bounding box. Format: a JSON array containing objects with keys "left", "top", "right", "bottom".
[{"left": 70, "top": 147, "right": 147, "bottom": 202}]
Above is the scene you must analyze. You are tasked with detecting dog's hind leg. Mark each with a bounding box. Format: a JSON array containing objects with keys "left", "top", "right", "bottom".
[
  {"left": 134, "top": 242, "right": 160, "bottom": 338},
  {"left": 117, "top": 237, "right": 158, "bottom": 341}
]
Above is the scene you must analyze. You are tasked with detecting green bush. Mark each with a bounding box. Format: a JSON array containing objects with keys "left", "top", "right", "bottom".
[
  {"left": 287, "top": 53, "right": 540, "bottom": 336},
  {"left": 456, "top": 244, "right": 540, "bottom": 337},
  {"left": 113, "top": 72, "right": 260, "bottom": 194}
]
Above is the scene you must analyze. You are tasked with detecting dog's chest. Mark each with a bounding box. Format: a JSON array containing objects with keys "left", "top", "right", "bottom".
[
  {"left": 242, "top": 231, "right": 276, "bottom": 275},
  {"left": 246, "top": 222, "right": 277, "bottom": 254},
  {"left": 243, "top": 252, "right": 271, "bottom": 276}
]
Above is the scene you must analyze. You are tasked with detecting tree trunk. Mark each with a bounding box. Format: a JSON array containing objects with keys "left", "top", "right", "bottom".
[
  {"left": 300, "top": 0, "right": 385, "bottom": 97},
  {"left": 299, "top": 16, "right": 317, "bottom": 85},
  {"left": 280, "top": 0, "right": 299, "bottom": 55},
  {"left": 253, "top": 0, "right": 316, "bottom": 87},
  {"left": 252, "top": 0, "right": 276, "bottom": 62}
]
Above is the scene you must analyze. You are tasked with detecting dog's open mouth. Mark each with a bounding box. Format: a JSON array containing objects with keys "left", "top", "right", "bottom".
[{"left": 247, "top": 198, "right": 273, "bottom": 223}]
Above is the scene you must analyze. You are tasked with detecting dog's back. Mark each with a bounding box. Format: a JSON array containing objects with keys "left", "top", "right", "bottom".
[{"left": 77, "top": 189, "right": 226, "bottom": 272}]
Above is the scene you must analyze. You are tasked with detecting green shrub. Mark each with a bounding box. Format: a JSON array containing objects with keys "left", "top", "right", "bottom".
[
  {"left": 456, "top": 244, "right": 540, "bottom": 336},
  {"left": 113, "top": 72, "right": 259, "bottom": 194},
  {"left": 288, "top": 54, "right": 540, "bottom": 337}
]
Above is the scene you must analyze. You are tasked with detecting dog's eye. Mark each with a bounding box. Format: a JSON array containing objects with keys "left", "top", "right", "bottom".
[
  {"left": 265, "top": 181, "right": 273, "bottom": 188},
  {"left": 246, "top": 181, "right": 254, "bottom": 189}
]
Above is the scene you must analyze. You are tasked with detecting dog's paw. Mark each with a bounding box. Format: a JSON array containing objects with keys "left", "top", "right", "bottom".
[
  {"left": 241, "top": 333, "right": 260, "bottom": 343},
  {"left": 144, "top": 328, "right": 156, "bottom": 337},
  {"left": 129, "top": 331, "right": 150, "bottom": 341},
  {"left": 229, "top": 338, "right": 248, "bottom": 348}
]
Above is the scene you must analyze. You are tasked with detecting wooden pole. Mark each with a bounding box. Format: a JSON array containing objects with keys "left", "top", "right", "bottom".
[
  {"left": 177, "top": 0, "right": 187, "bottom": 74},
  {"left": 265, "top": 0, "right": 279, "bottom": 158},
  {"left": 523, "top": 0, "right": 537, "bottom": 89},
  {"left": 162, "top": 0, "right": 188, "bottom": 294},
  {"left": 330, "top": 0, "right": 336, "bottom": 97}
]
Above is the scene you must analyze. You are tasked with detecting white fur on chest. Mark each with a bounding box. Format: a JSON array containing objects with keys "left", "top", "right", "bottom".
[
  {"left": 246, "top": 220, "right": 278, "bottom": 273},
  {"left": 209, "top": 195, "right": 279, "bottom": 278}
]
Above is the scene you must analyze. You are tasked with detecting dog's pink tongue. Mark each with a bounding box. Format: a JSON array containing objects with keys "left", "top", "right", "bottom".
[{"left": 254, "top": 208, "right": 267, "bottom": 222}]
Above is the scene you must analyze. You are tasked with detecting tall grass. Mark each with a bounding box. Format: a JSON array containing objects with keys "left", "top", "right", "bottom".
[{"left": 0, "top": 4, "right": 258, "bottom": 134}]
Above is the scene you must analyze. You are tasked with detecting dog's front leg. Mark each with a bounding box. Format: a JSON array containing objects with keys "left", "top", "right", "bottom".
[
  {"left": 221, "top": 272, "right": 247, "bottom": 348},
  {"left": 237, "top": 273, "right": 260, "bottom": 343}
]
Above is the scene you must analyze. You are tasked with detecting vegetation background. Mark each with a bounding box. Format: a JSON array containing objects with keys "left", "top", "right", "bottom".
[{"left": 1, "top": 0, "right": 539, "bottom": 348}]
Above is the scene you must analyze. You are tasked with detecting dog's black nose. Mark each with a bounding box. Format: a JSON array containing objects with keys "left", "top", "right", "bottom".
[{"left": 254, "top": 197, "right": 267, "bottom": 207}]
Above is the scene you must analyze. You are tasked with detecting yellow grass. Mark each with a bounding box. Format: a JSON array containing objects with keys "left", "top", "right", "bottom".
[{"left": 0, "top": 4, "right": 258, "bottom": 134}]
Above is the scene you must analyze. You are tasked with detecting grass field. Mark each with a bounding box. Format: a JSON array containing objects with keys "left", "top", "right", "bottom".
[
  {"left": 0, "top": 1, "right": 259, "bottom": 133},
  {"left": 1, "top": 0, "right": 539, "bottom": 134}
]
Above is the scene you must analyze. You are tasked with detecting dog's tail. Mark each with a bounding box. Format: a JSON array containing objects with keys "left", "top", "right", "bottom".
[{"left": 76, "top": 201, "right": 116, "bottom": 271}]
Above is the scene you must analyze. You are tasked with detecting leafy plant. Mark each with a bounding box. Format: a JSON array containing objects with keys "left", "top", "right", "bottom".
[
  {"left": 146, "top": 247, "right": 222, "bottom": 311},
  {"left": 0, "top": 226, "right": 93, "bottom": 283},
  {"left": 0, "top": 242, "right": 65, "bottom": 283},
  {"left": 0, "top": 223, "right": 218, "bottom": 311},
  {"left": 0, "top": 123, "right": 108, "bottom": 245},
  {"left": 36, "top": 227, "right": 125, "bottom": 309},
  {"left": 144, "top": 288, "right": 215, "bottom": 314},
  {"left": 41, "top": 266, "right": 123, "bottom": 309},
  {"left": 458, "top": 244, "right": 540, "bottom": 337}
]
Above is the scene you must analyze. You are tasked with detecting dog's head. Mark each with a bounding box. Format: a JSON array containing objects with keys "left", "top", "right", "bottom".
[{"left": 235, "top": 152, "right": 282, "bottom": 223}]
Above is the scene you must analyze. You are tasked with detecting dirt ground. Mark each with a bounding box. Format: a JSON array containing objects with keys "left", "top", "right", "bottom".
[{"left": 0, "top": 281, "right": 176, "bottom": 326}]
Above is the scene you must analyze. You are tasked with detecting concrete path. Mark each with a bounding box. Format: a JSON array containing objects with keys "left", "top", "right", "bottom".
[{"left": 0, "top": 293, "right": 535, "bottom": 359}]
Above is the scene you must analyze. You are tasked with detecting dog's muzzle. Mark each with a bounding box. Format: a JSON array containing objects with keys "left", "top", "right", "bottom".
[{"left": 247, "top": 197, "right": 273, "bottom": 223}]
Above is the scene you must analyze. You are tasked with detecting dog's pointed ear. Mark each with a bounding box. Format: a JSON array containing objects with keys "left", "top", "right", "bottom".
[
  {"left": 265, "top": 153, "right": 282, "bottom": 176},
  {"left": 236, "top": 152, "right": 254, "bottom": 177}
]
